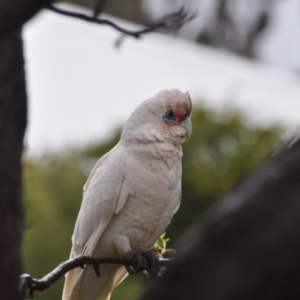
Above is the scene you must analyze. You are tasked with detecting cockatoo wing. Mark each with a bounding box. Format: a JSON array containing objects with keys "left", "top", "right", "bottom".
[{"left": 62, "top": 146, "right": 129, "bottom": 300}]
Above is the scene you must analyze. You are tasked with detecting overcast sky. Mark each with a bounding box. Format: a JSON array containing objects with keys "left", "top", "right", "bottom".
[
  {"left": 23, "top": 2, "right": 300, "bottom": 156},
  {"left": 255, "top": 0, "right": 300, "bottom": 71}
]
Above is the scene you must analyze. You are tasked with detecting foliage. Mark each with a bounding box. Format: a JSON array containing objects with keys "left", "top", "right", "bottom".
[
  {"left": 22, "top": 105, "right": 283, "bottom": 300},
  {"left": 153, "top": 232, "right": 175, "bottom": 258}
]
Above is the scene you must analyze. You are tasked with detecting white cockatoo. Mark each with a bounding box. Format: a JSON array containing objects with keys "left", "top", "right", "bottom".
[{"left": 62, "top": 89, "right": 192, "bottom": 300}]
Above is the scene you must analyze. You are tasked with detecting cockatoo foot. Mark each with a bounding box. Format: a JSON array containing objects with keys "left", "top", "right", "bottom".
[
  {"left": 143, "top": 250, "right": 159, "bottom": 279},
  {"left": 125, "top": 250, "right": 147, "bottom": 274}
]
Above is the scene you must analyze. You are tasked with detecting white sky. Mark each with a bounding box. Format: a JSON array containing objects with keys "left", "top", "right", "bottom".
[
  {"left": 23, "top": 3, "right": 300, "bottom": 156},
  {"left": 255, "top": 0, "right": 300, "bottom": 71}
]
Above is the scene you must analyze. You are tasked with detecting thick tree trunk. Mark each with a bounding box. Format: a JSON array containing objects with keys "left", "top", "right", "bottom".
[
  {"left": 0, "top": 1, "right": 51, "bottom": 298},
  {"left": 0, "top": 31, "right": 27, "bottom": 300},
  {"left": 0, "top": 0, "right": 51, "bottom": 38},
  {"left": 140, "top": 139, "right": 300, "bottom": 300}
]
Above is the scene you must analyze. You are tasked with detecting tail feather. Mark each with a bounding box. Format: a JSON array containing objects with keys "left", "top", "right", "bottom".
[
  {"left": 62, "top": 266, "right": 83, "bottom": 300},
  {"left": 62, "top": 264, "right": 128, "bottom": 300},
  {"left": 112, "top": 266, "right": 128, "bottom": 290}
]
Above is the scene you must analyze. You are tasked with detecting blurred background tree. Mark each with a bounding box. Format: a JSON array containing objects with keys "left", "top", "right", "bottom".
[
  {"left": 23, "top": 103, "right": 283, "bottom": 300},
  {"left": 57, "top": 0, "right": 275, "bottom": 58}
]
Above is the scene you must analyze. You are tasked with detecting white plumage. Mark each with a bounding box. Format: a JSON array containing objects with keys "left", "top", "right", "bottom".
[{"left": 62, "top": 89, "right": 192, "bottom": 300}]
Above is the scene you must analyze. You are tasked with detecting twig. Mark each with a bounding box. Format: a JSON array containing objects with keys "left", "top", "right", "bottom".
[
  {"left": 19, "top": 254, "right": 173, "bottom": 299},
  {"left": 46, "top": 4, "right": 196, "bottom": 39},
  {"left": 93, "top": 0, "right": 107, "bottom": 18}
]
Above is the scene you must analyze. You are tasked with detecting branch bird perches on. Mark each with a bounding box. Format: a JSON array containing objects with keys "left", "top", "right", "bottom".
[{"left": 19, "top": 254, "right": 172, "bottom": 299}]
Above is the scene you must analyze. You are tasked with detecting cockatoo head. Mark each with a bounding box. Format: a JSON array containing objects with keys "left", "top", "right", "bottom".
[{"left": 121, "top": 89, "right": 192, "bottom": 146}]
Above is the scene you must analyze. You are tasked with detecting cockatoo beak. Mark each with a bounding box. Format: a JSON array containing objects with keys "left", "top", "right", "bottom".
[{"left": 180, "top": 116, "right": 192, "bottom": 140}]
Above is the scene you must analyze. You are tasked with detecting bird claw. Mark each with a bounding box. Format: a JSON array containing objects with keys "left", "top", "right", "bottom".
[
  {"left": 93, "top": 265, "right": 100, "bottom": 278},
  {"left": 125, "top": 250, "right": 147, "bottom": 274},
  {"left": 143, "top": 251, "right": 160, "bottom": 279}
]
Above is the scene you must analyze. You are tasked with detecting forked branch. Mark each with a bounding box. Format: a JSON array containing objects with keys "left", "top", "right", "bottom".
[{"left": 46, "top": 4, "right": 196, "bottom": 39}]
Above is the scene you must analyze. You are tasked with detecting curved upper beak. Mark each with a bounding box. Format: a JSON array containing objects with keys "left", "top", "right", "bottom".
[{"left": 180, "top": 116, "right": 192, "bottom": 140}]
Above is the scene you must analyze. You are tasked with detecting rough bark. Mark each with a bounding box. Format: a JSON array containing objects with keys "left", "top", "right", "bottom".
[
  {"left": 0, "top": 1, "right": 52, "bottom": 298},
  {"left": 140, "top": 139, "right": 300, "bottom": 300},
  {"left": 0, "top": 31, "right": 27, "bottom": 300}
]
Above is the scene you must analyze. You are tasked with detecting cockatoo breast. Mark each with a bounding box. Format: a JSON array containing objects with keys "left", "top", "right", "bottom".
[{"left": 94, "top": 142, "right": 182, "bottom": 255}]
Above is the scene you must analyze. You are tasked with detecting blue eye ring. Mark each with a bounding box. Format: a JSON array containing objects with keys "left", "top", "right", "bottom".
[{"left": 163, "top": 109, "right": 176, "bottom": 124}]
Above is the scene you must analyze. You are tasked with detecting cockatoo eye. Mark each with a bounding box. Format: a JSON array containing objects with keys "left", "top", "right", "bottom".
[{"left": 163, "top": 109, "right": 176, "bottom": 124}]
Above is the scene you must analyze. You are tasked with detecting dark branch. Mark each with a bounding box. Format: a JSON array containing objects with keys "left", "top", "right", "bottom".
[
  {"left": 46, "top": 4, "right": 196, "bottom": 39},
  {"left": 19, "top": 254, "right": 172, "bottom": 299}
]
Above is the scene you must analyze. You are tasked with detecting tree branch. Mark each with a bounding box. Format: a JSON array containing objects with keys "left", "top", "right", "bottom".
[
  {"left": 19, "top": 254, "right": 172, "bottom": 299},
  {"left": 46, "top": 4, "right": 196, "bottom": 39}
]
